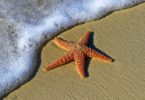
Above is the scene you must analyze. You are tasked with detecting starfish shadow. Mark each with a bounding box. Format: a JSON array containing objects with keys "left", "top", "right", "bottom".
[{"left": 84, "top": 32, "right": 115, "bottom": 77}]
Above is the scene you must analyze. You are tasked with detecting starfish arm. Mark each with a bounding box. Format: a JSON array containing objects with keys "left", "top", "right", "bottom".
[
  {"left": 74, "top": 51, "right": 86, "bottom": 79},
  {"left": 54, "top": 37, "right": 73, "bottom": 51},
  {"left": 43, "top": 52, "right": 74, "bottom": 71},
  {"left": 84, "top": 47, "right": 113, "bottom": 63},
  {"left": 79, "top": 32, "right": 90, "bottom": 46}
]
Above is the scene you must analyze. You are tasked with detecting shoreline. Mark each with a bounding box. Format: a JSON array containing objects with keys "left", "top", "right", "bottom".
[{"left": 5, "top": 3, "right": 145, "bottom": 100}]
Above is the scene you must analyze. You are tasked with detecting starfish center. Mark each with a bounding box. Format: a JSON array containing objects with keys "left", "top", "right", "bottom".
[{"left": 74, "top": 43, "right": 83, "bottom": 49}]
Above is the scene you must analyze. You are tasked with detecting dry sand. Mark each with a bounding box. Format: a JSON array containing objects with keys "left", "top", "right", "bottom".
[{"left": 4, "top": 3, "right": 145, "bottom": 100}]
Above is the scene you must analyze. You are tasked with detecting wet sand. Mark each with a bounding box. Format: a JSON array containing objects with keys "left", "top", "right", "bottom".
[{"left": 5, "top": 3, "right": 145, "bottom": 100}]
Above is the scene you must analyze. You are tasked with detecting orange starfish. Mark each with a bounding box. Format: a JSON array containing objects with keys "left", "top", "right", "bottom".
[{"left": 43, "top": 32, "right": 114, "bottom": 78}]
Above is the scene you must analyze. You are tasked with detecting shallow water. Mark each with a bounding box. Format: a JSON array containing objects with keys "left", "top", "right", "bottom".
[{"left": 0, "top": 0, "right": 144, "bottom": 98}]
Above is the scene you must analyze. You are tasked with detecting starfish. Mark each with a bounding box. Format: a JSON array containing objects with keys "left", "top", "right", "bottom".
[{"left": 43, "top": 32, "right": 114, "bottom": 78}]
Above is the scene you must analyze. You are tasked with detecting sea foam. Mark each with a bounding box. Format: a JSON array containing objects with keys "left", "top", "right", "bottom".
[{"left": 0, "top": 0, "right": 144, "bottom": 98}]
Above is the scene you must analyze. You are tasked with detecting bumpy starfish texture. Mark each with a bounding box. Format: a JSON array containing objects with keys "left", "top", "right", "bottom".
[{"left": 43, "top": 32, "right": 113, "bottom": 78}]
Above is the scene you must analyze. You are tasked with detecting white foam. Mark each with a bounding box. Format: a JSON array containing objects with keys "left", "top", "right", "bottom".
[{"left": 0, "top": 0, "right": 144, "bottom": 98}]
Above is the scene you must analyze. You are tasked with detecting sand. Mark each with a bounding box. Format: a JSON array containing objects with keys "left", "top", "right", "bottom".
[{"left": 4, "top": 3, "right": 145, "bottom": 100}]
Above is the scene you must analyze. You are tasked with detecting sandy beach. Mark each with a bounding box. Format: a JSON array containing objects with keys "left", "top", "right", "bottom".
[{"left": 4, "top": 3, "right": 145, "bottom": 100}]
